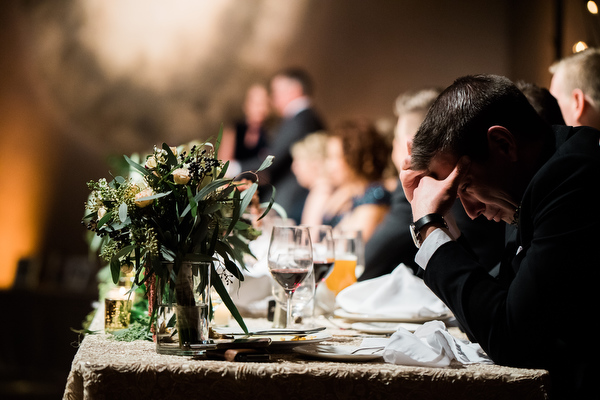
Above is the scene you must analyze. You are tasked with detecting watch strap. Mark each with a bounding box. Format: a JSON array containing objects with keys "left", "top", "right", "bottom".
[
  {"left": 410, "top": 213, "right": 447, "bottom": 248},
  {"left": 413, "top": 213, "right": 447, "bottom": 231}
]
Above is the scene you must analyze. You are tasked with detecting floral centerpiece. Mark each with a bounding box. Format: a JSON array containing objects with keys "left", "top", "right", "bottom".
[{"left": 83, "top": 132, "right": 274, "bottom": 350}]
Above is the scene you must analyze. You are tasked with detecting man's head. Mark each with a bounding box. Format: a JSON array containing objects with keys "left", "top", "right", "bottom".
[
  {"left": 391, "top": 88, "right": 441, "bottom": 172},
  {"left": 411, "top": 75, "right": 551, "bottom": 223},
  {"left": 549, "top": 48, "right": 600, "bottom": 129},
  {"left": 270, "top": 68, "right": 314, "bottom": 116}
]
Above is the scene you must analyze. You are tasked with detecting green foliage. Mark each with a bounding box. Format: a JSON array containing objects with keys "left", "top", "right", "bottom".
[{"left": 83, "top": 133, "right": 275, "bottom": 335}]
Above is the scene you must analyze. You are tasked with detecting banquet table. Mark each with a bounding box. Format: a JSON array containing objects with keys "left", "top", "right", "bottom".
[{"left": 63, "top": 310, "right": 551, "bottom": 400}]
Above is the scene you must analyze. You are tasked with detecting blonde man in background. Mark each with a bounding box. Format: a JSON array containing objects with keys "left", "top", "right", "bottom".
[{"left": 549, "top": 48, "right": 600, "bottom": 130}]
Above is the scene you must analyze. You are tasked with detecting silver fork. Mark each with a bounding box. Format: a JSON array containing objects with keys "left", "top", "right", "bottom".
[{"left": 350, "top": 346, "right": 385, "bottom": 355}]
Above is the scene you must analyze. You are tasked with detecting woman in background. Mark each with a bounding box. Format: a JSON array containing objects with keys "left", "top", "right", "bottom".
[
  {"left": 291, "top": 132, "right": 332, "bottom": 226},
  {"left": 322, "top": 119, "right": 392, "bottom": 243},
  {"left": 220, "top": 83, "right": 273, "bottom": 175}
]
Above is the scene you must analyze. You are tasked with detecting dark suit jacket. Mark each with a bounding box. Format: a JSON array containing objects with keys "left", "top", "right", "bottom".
[
  {"left": 250, "top": 107, "right": 324, "bottom": 223},
  {"left": 423, "top": 125, "right": 600, "bottom": 399},
  {"left": 361, "top": 179, "right": 505, "bottom": 280}
]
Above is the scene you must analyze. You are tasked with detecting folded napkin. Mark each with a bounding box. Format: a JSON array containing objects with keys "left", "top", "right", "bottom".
[
  {"left": 358, "top": 321, "right": 492, "bottom": 367},
  {"left": 336, "top": 264, "right": 448, "bottom": 317}
]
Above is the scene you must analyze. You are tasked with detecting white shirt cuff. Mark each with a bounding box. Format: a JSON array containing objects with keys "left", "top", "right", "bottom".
[{"left": 415, "top": 228, "right": 453, "bottom": 270}]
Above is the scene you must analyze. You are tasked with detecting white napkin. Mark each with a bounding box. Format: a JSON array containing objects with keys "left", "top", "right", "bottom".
[
  {"left": 361, "top": 320, "right": 492, "bottom": 367},
  {"left": 336, "top": 264, "right": 448, "bottom": 317}
]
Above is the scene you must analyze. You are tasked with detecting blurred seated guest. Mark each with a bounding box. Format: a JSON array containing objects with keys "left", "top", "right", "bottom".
[
  {"left": 360, "top": 88, "right": 505, "bottom": 281},
  {"left": 220, "top": 83, "right": 273, "bottom": 177},
  {"left": 549, "top": 47, "right": 600, "bottom": 130},
  {"left": 257, "top": 67, "right": 325, "bottom": 224},
  {"left": 291, "top": 132, "right": 333, "bottom": 226},
  {"left": 322, "top": 119, "right": 391, "bottom": 243},
  {"left": 516, "top": 81, "right": 565, "bottom": 125}
]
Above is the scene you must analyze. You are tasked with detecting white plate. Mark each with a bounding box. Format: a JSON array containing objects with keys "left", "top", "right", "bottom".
[
  {"left": 351, "top": 322, "right": 422, "bottom": 334},
  {"left": 293, "top": 344, "right": 383, "bottom": 361},
  {"left": 334, "top": 308, "right": 452, "bottom": 323}
]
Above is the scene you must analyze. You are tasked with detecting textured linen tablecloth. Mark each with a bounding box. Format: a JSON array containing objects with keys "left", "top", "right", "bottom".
[{"left": 63, "top": 315, "right": 551, "bottom": 400}]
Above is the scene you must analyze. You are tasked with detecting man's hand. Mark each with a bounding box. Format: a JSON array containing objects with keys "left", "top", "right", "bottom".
[{"left": 400, "top": 154, "right": 471, "bottom": 221}]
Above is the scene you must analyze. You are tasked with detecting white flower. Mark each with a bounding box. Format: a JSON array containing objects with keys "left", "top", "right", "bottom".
[
  {"left": 172, "top": 168, "right": 191, "bottom": 185},
  {"left": 145, "top": 156, "right": 158, "bottom": 169},
  {"left": 97, "top": 206, "right": 107, "bottom": 219},
  {"left": 135, "top": 188, "right": 154, "bottom": 208}
]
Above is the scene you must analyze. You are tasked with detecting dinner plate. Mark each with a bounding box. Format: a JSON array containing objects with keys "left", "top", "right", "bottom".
[
  {"left": 293, "top": 344, "right": 383, "bottom": 362},
  {"left": 334, "top": 309, "right": 452, "bottom": 323},
  {"left": 351, "top": 322, "right": 422, "bottom": 334}
]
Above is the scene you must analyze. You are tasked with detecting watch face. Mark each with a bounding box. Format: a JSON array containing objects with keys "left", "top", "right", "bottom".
[{"left": 410, "top": 223, "right": 421, "bottom": 248}]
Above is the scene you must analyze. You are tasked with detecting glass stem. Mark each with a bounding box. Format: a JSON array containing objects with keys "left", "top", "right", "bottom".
[{"left": 286, "top": 290, "right": 294, "bottom": 328}]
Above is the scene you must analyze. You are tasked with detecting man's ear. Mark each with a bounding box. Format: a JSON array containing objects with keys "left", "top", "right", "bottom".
[
  {"left": 572, "top": 88, "right": 586, "bottom": 123},
  {"left": 487, "top": 126, "right": 518, "bottom": 161}
]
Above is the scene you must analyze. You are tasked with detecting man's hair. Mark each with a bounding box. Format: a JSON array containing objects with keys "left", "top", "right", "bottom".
[
  {"left": 394, "top": 88, "right": 442, "bottom": 117},
  {"left": 549, "top": 48, "right": 600, "bottom": 108},
  {"left": 515, "top": 81, "right": 565, "bottom": 125},
  {"left": 272, "top": 67, "right": 314, "bottom": 96},
  {"left": 411, "top": 74, "right": 548, "bottom": 171}
]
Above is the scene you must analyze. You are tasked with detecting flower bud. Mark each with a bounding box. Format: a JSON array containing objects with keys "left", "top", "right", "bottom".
[
  {"left": 145, "top": 156, "right": 158, "bottom": 169},
  {"left": 120, "top": 263, "right": 134, "bottom": 274},
  {"left": 97, "top": 206, "right": 107, "bottom": 220},
  {"left": 172, "top": 168, "right": 191, "bottom": 185}
]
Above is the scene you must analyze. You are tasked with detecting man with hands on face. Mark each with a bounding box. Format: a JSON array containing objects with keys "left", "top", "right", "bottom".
[{"left": 401, "top": 74, "right": 600, "bottom": 399}]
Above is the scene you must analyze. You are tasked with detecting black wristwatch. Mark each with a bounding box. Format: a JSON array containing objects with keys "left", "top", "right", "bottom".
[{"left": 410, "top": 213, "right": 447, "bottom": 248}]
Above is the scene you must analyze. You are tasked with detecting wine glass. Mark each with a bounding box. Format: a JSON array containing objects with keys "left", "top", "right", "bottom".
[
  {"left": 267, "top": 226, "right": 313, "bottom": 328},
  {"left": 306, "top": 225, "right": 335, "bottom": 288}
]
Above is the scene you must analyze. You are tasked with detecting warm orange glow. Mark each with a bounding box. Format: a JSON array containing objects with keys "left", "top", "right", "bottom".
[
  {"left": 0, "top": 98, "right": 56, "bottom": 288},
  {"left": 588, "top": 1, "right": 598, "bottom": 14},
  {"left": 573, "top": 41, "right": 589, "bottom": 53}
]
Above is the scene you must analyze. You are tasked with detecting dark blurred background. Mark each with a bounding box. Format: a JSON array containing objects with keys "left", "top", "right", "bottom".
[{"left": 0, "top": 0, "right": 597, "bottom": 398}]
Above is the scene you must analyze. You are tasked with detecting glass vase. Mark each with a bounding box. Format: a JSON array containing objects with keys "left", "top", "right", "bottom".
[{"left": 154, "top": 260, "right": 212, "bottom": 356}]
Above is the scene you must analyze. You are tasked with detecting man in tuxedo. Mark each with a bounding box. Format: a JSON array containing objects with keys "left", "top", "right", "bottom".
[
  {"left": 360, "top": 89, "right": 504, "bottom": 280},
  {"left": 262, "top": 68, "right": 325, "bottom": 223},
  {"left": 549, "top": 48, "right": 600, "bottom": 130},
  {"left": 400, "top": 74, "right": 600, "bottom": 399}
]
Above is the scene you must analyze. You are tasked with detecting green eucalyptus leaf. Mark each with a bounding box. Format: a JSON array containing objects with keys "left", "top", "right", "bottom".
[
  {"left": 218, "top": 161, "right": 229, "bottom": 179},
  {"left": 201, "top": 202, "right": 221, "bottom": 215},
  {"left": 181, "top": 179, "right": 230, "bottom": 218},
  {"left": 211, "top": 264, "right": 247, "bottom": 333},
  {"left": 137, "top": 191, "right": 172, "bottom": 202},
  {"left": 110, "top": 257, "right": 121, "bottom": 284},
  {"left": 115, "top": 244, "right": 136, "bottom": 260},
  {"left": 226, "top": 189, "right": 241, "bottom": 236},
  {"left": 162, "top": 143, "right": 178, "bottom": 166},
  {"left": 186, "top": 186, "right": 197, "bottom": 218},
  {"left": 238, "top": 182, "right": 258, "bottom": 218},
  {"left": 214, "top": 123, "right": 223, "bottom": 157},
  {"left": 257, "top": 155, "right": 274, "bottom": 172},
  {"left": 118, "top": 202, "right": 128, "bottom": 222},
  {"left": 96, "top": 211, "right": 113, "bottom": 230},
  {"left": 124, "top": 155, "right": 149, "bottom": 176}
]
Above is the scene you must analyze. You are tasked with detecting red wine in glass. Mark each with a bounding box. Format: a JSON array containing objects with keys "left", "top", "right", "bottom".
[
  {"left": 270, "top": 268, "right": 310, "bottom": 291},
  {"left": 313, "top": 261, "right": 334, "bottom": 285}
]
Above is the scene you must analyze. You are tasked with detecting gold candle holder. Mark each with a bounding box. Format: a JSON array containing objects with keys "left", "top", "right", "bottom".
[{"left": 104, "top": 286, "right": 133, "bottom": 331}]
